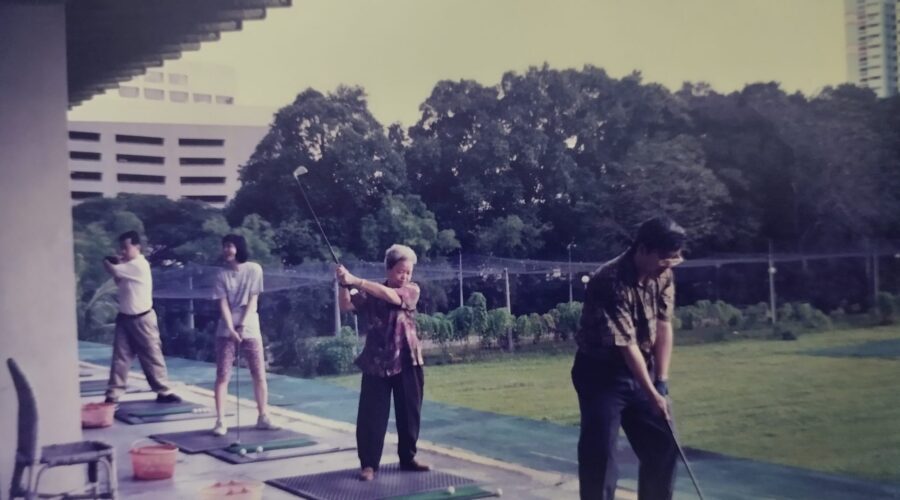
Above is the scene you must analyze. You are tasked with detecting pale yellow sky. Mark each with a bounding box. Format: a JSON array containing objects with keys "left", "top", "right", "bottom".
[{"left": 75, "top": 0, "right": 846, "bottom": 126}]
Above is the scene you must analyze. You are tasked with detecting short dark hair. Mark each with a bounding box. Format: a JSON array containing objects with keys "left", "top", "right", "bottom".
[
  {"left": 222, "top": 234, "right": 249, "bottom": 263},
  {"left": 118, "top": 231, "right": 141, "bottom": 246},
  {"left": 631, "top": 217, "right": 686, "bottom": 255}
]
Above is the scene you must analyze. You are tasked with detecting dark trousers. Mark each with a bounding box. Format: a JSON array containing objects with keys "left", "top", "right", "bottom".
[
  {"left": 571, "top": 350, "right": 677, "bottom": 500},
  {"left": 356, "top": 365, "right": 425, "bottom": 469}
]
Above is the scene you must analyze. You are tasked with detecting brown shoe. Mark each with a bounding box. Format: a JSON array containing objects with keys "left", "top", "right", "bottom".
[
  {"left": 359, "top": 467, "right": 375, "bottom": 481},
  {"left": 399, "top": 460, "right": 431, "bottom": 472}
]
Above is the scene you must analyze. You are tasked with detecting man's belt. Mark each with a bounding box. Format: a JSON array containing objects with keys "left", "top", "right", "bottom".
[{"left": 118, "top": 308, "right": 152, "bottom": 319}]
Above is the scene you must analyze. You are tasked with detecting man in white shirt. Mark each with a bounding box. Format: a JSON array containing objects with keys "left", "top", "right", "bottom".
[{"left": 103, "top": 231, "right": 181, "bottom": 404}]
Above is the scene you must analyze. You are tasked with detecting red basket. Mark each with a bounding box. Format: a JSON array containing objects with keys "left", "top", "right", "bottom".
[
  {"left": 81, "top": 402, "right": 115, "bottom": 428},
  {"left": 130, "top": 439, "right": 178, "bottom": 480}
]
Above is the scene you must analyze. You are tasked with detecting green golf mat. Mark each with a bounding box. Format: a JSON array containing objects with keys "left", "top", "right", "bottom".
[
  {"left": 387, "top": 484, "right": 499, "bottom": 500},
  {"left": 224, "top": 437, "right": 317, "bottom": 454}
]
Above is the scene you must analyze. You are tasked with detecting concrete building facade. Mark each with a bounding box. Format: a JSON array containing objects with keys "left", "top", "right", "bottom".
[{"left": 68, "top": 122, "right": 267, "bottom": 207}]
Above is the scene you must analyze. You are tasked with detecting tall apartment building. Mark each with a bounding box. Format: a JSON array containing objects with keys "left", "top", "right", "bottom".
[
  {"left": 845, "top": 0, "right": 899, "bottom": 97},
  {"left": 67, "top": 62, "right": 271, "bottom": 206}
]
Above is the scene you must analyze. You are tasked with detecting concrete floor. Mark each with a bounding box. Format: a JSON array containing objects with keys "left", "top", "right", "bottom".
[{"left": 78, "top": 362, "right": 599, "bottom": 500}]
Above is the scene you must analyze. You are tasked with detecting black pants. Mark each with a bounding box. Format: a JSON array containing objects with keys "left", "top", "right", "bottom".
[
  {"left": 571, "top": 350, "right": 677, "bottom": 500},
  {"left": 356, "top": 365, "right": 425, "bottom": 469}
]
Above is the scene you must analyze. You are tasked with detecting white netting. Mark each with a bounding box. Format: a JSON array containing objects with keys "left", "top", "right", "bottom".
[{"left": 150, "top": 246, "right": 900, "bottom": 300}]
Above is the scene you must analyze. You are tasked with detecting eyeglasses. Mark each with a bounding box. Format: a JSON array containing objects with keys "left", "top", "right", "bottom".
[{"left": 658, "top": 253, "right": 684, "bottom": 268}]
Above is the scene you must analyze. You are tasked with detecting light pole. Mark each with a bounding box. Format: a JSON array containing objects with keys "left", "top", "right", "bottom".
[
  {"left": 581, "top": 274, "right": 590, "bottom": 293},
  {"left": 567, "top": 242, "right": 575, "bottom": 303}
]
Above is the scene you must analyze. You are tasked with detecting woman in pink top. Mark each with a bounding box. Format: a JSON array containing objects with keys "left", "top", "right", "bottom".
[{"left": 211, "top": 234, "right": 279, "bottom": 437}]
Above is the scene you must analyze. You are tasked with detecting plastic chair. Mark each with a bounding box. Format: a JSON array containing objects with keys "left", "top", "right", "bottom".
[{"left": 7, "top": 358, "right": 118, "bottom": 499}]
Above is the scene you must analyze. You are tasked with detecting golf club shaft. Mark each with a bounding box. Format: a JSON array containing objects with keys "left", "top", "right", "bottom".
[
  {"left": 293, "top": 177, "right": 341, "bottom": 265},
  {"left": 235, "top": 340, "right": 241, "bottom": 445},
  {"left": 666, "top": 419, "right": 704, "bottom": 500}
]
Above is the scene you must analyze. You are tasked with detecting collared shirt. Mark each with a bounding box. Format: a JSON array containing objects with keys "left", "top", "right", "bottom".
[
  {"left": 112, "top": 254, "right": 153, "bottom": 315},
  {"left": 576, "top": 252, "right": 675, "bottom": 357},
  {"left": 351, "top": 282, "right": 424, "bottom": 377}
]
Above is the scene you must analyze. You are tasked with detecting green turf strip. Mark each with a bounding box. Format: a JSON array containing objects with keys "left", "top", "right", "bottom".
[
  {"left": 129, "top": 406, "right": 209, "bottom": 417},
  {"left": 387, "top": 485, "right": 497, "bottom": 500},
  {"left": 225, "top": 438, "right": 317, "bottom": 454}
]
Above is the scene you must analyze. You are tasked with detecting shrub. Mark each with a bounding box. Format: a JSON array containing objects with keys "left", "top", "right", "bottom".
[
  {"left": 554, "top": 302, "right": 582, "bottom": 341},
  {"left": 313, "top": 327, "right": 359, "bottom": 375},
  {"left": 876, "top": 292, "right": 896, "bottom": 325}
]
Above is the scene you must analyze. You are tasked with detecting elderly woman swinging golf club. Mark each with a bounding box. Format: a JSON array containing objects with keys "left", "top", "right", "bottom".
[{"left": 337, "top": 244, "right": 429, "bottom": 482}]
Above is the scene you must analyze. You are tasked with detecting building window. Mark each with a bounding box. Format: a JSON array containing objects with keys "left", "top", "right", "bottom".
[
  {"left": 179, "top": 138, "right": 225, "bottom": 147},
  {"left": 193, "top": 93, "right": 212, "bottom": 103},
  {"left": 144, "top": 88, "right": 164, "bottom": 100},
  {"left": 71, "top": 171, "right": 102, "bottom": 181},
  {"left": 71, "top": 191, "right": 103, "bottom": 200},
  {"left": 145, "top": 71, "right": 164, "bottom": 83},
  {"left": 116, "top": 134, "right": 164, "bottom": 145},
  {"left": 180, "top": 157, "right": 226, "bottom": 166},
  {"left": 116, "top": 154, "right": 164, "bottom": 165},
  {"left": 168, "top": 73, "right": 188, "bottom": 85},
  {"left": 180, "top": 176, "right": 226, "bottom": 185},
  {"left": 118, "top": 173, "right": 165, "bottom": 184},
  {"left": 69, "top": 131, "right": 100, "bottom": 142},
  {"left": 216, "top": 95, "right": 234, "bottom": 105},
  {"left": 119, "top": 86, "right": 139, "bottom": 98},
  {"left": 70, "top": 151, "right": 101, "bottom": 161},
  {"left": 184, "top": 195, "right": 228, "bottom": 203},
  {"left": 170, "top": 91, "right": 189, "bottom": 103}
]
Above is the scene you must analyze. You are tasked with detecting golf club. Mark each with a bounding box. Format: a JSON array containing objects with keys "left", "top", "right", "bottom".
[
  {"left": 665, "top": 418, "right": 705, "bottom": 500},
  {"left": 233, "top": 340, "right": 241, "bottom": 447},
  {"left": 292, "top": 166, "right": 341, "bottom": 266}
]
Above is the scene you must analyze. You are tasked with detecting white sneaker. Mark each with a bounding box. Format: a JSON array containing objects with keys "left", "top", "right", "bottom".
[
  {"left": 256, "top": 414, "right": 280, "bottom": 430},
  {"left": 212, "top": 420, "right": 227, "bottom": 436}
]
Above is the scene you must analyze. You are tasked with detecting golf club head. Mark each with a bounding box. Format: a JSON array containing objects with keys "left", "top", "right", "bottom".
[{"left": 293, "top": 166, "right": 309, "bottom": 178}]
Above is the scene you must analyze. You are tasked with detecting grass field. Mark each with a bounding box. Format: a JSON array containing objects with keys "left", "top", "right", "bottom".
[{"left": 331, "top": 326, "right": 900, "bottom": 483}]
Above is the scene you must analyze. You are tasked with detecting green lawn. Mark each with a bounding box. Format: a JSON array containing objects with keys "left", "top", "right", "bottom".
[{"left": 331, "top": 326, "right": 900, "bottom": 483}]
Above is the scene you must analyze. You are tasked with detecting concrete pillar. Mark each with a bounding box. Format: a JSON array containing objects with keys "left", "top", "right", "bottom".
[{"left": 0, "top": 3, "right": 83, "bottom": 495}]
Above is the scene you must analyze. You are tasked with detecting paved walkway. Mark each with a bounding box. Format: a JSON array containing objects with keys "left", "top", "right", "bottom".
[{"left": 79, "top": 341, "right": 900, "bottom": 499}]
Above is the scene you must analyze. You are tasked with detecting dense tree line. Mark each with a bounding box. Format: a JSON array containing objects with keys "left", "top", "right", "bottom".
[{"left": 74, "top": 65, "right": 900, "bottom": 353}]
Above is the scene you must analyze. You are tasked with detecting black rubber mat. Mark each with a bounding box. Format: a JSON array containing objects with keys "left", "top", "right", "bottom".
[
  {"left": 150, "top": 426, "right": 312, "bottom": 454},
  {"left": 114, "top": 399, "right": 224, "bottom": 424},
  {"left": 207, "top": 441, "right": 355, "bottom": 465},
  {"left": 80, "top": 379, "right": 151, "bottom": 396},
  {"left": 265, "top": 464, "right": 483, "bottom": 500}
]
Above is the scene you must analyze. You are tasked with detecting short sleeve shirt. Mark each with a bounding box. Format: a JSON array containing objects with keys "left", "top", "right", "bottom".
[
  {"left": 351, "top": 282, "right": 424, "bottom": 377},
  {"left": 112, "top": 254, "right": 153, "bottom": 315},
  {"left": 575, "top": 253, "right": 675, "bottom": 357},
  {"left": 213, "top": 262, "right": 264, "bottom": 339}
]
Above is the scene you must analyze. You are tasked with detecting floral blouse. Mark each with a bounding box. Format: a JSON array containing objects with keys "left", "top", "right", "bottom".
[{"left": 351, "top": 282, "right": 424, "bottom": 377}]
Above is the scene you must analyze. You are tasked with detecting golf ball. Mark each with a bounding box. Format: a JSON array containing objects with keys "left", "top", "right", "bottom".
[
  {"left": 447, "top": 486, "right": 455, "bottom": 494},
  {"left": 255, "top": 446, "right": 264, "bottom": 453},
  {"left": 238, "top": 448, "right": 247, "bottom": 456},
  {"left": 496, "top": 488, "right": 503, "bottom": 497}
]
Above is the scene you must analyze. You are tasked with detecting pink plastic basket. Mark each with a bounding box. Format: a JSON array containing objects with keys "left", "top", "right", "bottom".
[
  {"left": 129, "top": 439, "right": 178, "bottom": 480},
  {"left": 81, "top": 402, "right": 115, "bottom": 428}
]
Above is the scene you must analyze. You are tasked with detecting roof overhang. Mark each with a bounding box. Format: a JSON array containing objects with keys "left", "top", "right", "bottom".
[{"left": 66, "top": 0, "right": 290, "bottom": 107}]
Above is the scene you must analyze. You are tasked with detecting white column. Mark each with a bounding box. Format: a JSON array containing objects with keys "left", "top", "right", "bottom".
[{"left": 0, "top": 3, "right": 82, "bottom": 493}]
